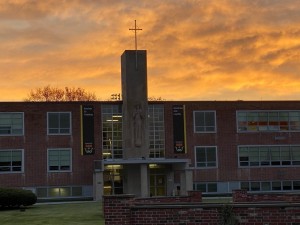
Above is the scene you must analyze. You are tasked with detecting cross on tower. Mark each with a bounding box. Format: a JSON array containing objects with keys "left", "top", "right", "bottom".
[{"left": 129, "top": 20, "right": 142, "bottom": 51}]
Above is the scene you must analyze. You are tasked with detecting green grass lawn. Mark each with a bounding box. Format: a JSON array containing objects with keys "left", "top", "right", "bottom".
[{"left": 0, "top": 201, "right": 104, "bottom": 225}]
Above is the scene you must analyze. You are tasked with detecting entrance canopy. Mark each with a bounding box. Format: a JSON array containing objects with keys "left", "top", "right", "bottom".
[
  {"left": 103, "top": 158, "right": 190, "bottom": 166},
  {"left": 99, "top": 158, "right": 193, "bottom": 198}
]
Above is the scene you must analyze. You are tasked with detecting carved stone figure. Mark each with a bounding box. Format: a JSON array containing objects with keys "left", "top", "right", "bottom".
[{"left": 133, "top": 104, "right": 143, "bottom": 147}]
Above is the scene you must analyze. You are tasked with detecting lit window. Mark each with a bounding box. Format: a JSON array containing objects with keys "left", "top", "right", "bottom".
[
  {"left": 36, "top": 186, "right": 83, "bottom": 198},
  {"left": 149, "top": 104, "right": 165, "bottom": 158},
  {"left": 102, "top": 105, "right": 123, "bottom": 159},
  {"left": 237, "top": 110, "right": 300, "bottom": 132}
]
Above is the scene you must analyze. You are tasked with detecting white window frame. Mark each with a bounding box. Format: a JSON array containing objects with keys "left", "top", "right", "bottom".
[
  {"left": 193, "top": 111, "right": 216, "bottom": 133},
  {"left": 194, "top": 146, "right": 218, "bottom": 169},
  {"left": 0, "top": 149, "right": 24, "bottom": 173},
  {"left": 0, "top": 112, "right": 24, "bottom": 136},
  {"left": 47, "top": 112, "right": 72, "bottom": 135},
  {"left": 47, "top": 148, "right": 72, "bottom": 172}
]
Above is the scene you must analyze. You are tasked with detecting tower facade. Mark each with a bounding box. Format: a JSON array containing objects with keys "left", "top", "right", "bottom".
[{"left": 121, "top": 50, "right": 149, "bottom": 159}]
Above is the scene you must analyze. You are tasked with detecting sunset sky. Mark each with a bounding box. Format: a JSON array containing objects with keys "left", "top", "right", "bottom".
[{"left": 1, "top": 0, "right": 300, "bottom": 101}]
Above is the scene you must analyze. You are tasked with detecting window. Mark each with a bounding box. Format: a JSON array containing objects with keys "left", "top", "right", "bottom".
[
  {"left": 261, "top": 182, "right": 271, "bottom": 191},
  {"left": 0, "top": 149, "right": 23, "bottom": 173},
  {"left": 149, "top": 104, "right": 165, "bottom": 158},
  {"left": 47, "top": 112, "right": 71, "bottom": 134},
  {"left": 238, "top": 145, "right": 300, "bottom": 167},
  {"left": 240, "top": 180, "right": 300, "bottom": 192},
  {"left": 237, "top": 110, "right": 300, "bottom": 132},
  {"left": 36, "top": 186, "right": 83, "bottom": 198},
  {"left": 102, "top": 105, "right": 123, "bottom": 159},
  {"left": 194, "top": 111, "right": 216, "bottom": 133},
  {"left": 48, "top": 148, "right": 71, "bottom": 172},
  {"left": 103, "top": 165, "right": 123, "bottom": 195},
  {"left": 293, "top": 181, "right": 300, "bottom": 190},
  {"left": 282, "top": 181, "right": 292, "bottom": 190},
  {"left": 195, "top": 146, "right": 217, "bottom": 168},
  {"left": 0, "top": 113, "right": 23, "bottom": 136},
  {"left": 194, "top": 182, "right": 217, "bottom": 193}
]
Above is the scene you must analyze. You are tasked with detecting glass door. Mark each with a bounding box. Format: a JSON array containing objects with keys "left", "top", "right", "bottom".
[
  {"left": 103, "top": 165, "right": 123, "bottom": 195},
  {"left": 149, "top": 164, "right": 166, "bottom": 196}
]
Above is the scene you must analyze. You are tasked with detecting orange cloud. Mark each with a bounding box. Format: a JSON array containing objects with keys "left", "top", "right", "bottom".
[{"left": 1, "top": 0, "right": 300, "bottom": 101}]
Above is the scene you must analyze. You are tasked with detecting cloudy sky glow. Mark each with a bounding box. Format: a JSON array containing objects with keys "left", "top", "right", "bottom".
[{"left": 1, "top": 0, "right": 300, "bottom": 101}]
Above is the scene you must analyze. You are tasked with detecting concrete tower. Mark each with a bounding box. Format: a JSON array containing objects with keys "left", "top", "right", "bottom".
[{"left": 121, "top": 50, "right": 149, "bottom": 159}]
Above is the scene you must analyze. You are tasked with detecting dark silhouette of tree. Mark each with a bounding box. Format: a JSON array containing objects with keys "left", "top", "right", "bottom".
[
  {"left": 148, "top": 96, "right": 166, "bottom": 101},
  {"left": 24, "top": 85, "right": 97, "bottom": 101},
  {"left": 108, "top": 93, "right": 166, "bottom": 101}
]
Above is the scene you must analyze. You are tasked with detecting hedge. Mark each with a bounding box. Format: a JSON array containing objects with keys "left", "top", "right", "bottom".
[{"left": 0, "top": 188, "right": 37, "bottom": 208}]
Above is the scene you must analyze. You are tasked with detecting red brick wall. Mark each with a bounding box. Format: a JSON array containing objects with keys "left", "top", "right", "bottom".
[
  {"left": 103, "top": 191, "right": 300, "bottom": 225},
  {"left": 2, "top": 100, "right": 300, "bottom": 195},
  {"left": 163, "top": 101, "right": 300, "bottom": 183},
  {"left": 0, "top": 102, "right": 102, "bottom": 188}
]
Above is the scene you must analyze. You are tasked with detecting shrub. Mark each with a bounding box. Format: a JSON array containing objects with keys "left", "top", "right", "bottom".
[{"left": 0, "top": 188, "right": 37, "bottom": 208}]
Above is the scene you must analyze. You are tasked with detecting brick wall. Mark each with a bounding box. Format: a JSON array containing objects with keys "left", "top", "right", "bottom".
[
  {"left": 0, "top": 102, "right": 102, "bottom": 188},
  {"left": 103, "top": 191, "right": 300, "bottom": 225},
  {"left": 164, "top": 101, "right": 300, "bottom": 183}
]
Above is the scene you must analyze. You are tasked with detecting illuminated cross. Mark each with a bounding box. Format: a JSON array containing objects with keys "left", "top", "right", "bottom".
[{"left": 129, "top": 20, "right": 142, "bottom": 51}]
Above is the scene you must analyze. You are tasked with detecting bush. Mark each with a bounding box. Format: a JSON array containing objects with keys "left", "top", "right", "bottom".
[{"left": 0, "top": 188, "right": 37, "bottom": 208}]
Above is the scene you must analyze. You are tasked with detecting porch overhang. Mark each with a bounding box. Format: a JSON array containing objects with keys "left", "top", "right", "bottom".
[{"left": 103, "top": 158, "right": 190, "bottom": 166}]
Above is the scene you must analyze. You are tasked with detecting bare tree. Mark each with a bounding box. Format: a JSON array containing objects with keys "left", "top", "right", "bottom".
[
  {"left": 24, "top": 85, "right": 97, "bottom": 102},
  {"left": 148, "top": 96, "right": 166, "bottom": 101}
]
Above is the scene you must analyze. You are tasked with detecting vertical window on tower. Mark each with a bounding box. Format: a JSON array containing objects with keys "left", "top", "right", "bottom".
[
  {"left": 102, "top": 105, "right": 123, "bottom": 159},
  {"left": 148, "top": 104, "right": 165, "bottom": 158}
]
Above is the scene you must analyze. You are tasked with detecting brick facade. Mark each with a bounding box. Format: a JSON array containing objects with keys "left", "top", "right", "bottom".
[
  {"left": 0, "top": 102, "right": 103, "bottom": 198},
  {"left": 1, "top": 100, "right": 300, "bottom": 199}
]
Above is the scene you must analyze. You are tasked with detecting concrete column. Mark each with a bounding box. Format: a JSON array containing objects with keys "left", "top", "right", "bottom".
[
  {"left": 180, "top": 169, "right": 193, "bottom": 196},
  {"left": 167, "top": 171, "right": 174, "bottom": 196},
  {"left": 140, "top": 164, "right": 149, "bottom": 197},
  {"left": 93, "top": 172, "right": 103, "bottom": 201}
]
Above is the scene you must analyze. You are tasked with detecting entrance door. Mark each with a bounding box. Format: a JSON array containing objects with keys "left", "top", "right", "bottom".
[
  {"left": 149, "top": 165, "right": 166, "bottom": 196},
  {"left": 103, "top": 165, "right": 123, "bottom": 195}
]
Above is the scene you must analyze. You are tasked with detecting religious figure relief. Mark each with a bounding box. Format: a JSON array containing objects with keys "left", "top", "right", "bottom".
[{"left": 133, "top": 104, "right": 143, "bottom": 147}]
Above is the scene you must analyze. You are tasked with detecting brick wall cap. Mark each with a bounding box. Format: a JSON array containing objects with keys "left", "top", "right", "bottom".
[{"left": 131, "top": 202, "right": 300, "bottom": 209}]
